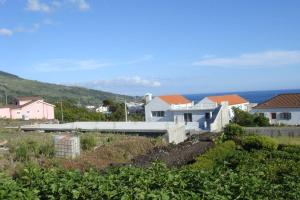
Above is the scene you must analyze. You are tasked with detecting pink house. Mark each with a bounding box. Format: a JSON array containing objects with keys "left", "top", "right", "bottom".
[{"left": 0, "top": 97, "right": 55, "bottom": 120}]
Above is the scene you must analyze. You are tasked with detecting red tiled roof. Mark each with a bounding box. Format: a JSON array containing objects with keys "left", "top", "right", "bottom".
[
  {"left": 17, "top": 96, "right": 43, "bottom": 101},
  {"left": 159, "top": 95, "right": 191, "bottom": 105},
  {"left": 254, "top": 93, "right": 300, "bottom": 109},
  {"left": 207, "top": 94, "right": 248, "bottom": 105}
]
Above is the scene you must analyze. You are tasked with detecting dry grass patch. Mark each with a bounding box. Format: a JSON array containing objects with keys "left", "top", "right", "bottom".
[{"left": 60, "top": 135, "right": 165, "bottom": 171}]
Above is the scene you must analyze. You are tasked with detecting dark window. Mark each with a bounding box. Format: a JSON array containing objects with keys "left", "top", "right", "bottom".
[
  {"left": 152, "top": 111, "right": 165, "bottom": 117},
  {"left": 259, "top": 113, "right": 264, "bottom": 117},
  {"left": 184, "top": 113, "right": 193, "bottom": 122},
  {"left": 205, "top": 112, "right": 211, "bottom": 120},
  {"left": 280, "top": 113, "right": 291, "bottom": 120},
  {"left": 271, "top": 113, "right": 277, "bottom": 119}
]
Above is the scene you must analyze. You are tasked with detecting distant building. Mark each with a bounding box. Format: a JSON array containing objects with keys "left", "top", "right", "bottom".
[
  {"left": 96, "top": 105, "right": 110, "bottom": 114},
  {"left": 198, "top": 94, "right": 250, "bottom": 119},
  {"left": 126, "top": 102, "right": 144, "bottom": 114},
  {"left": 145, "top": 94, "right": 229, "bottom": 132},
  {"left": 85, "top": 105, "right": 95, "bottom": 110},
  {"left": 252, "top": 93, "right": 300, "bottom": 125},
  {"left": 0, "top": 96, "right": 55, "bottom": 120}
]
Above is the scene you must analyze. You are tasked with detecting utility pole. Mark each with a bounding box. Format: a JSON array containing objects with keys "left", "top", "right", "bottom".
[
  {"left": 124, "top": 98, "right": 128, "bottom": 122},
  {"left": 60, "top": 100, "right": 64, "bottom": 123},
  {"left": 0, "top": 83, "right": 8, "bottom": 105},
  {"left": 4, "top": 89, "right": 7, "bottom": 105}
]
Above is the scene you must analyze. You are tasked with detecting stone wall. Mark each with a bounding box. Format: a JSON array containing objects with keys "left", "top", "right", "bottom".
[{"left": 245, "top": 127, "right": 300, "bottom": 137}]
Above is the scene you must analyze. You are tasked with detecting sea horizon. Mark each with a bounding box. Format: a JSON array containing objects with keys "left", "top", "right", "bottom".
[{"left": 184, "top": 88, "right": 300, "bottom": 104}]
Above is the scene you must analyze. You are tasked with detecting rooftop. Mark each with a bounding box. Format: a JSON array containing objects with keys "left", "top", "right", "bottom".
[
  {"left": 254, "top": 93, "right": 300, "bottom": 109},
  {"left": 159, "top": 95, "right": 191, "bottom": 105},
  {"left": 207, "top": 94, "right": 248, "bottom": 105},
  {"left": 17, "top": 96, "right": 43, "bottom": 101}
]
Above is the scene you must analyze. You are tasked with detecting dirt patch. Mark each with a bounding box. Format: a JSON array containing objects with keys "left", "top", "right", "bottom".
[
  {"left": 60, "top": 136, "right": 163, "bottom": 171},
  {"left": 131, "top": 139, "right": 213, "bottom": 168}
]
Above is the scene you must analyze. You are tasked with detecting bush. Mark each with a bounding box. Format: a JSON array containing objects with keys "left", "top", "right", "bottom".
[
  {"left": 223, "top": 123, "right": 245, "bottom": 140},
  {"left": 254, "top": 115, "right": 270, "bottom": 126},
  {"left": 39, "top": 143, "right": 55, "bottom": 157},
  {"left": 190, "top": 140, "right": 236, "bottom": 170},
  {"left": 81, "top": 134, "right": 97, "bottom": 151},
  {"left": 15, "top": 144, "right": 30, "bottom": 162},
  {"left": 278, "top": 144, "right": 300, "bottom": 154},
  {"left": 232, "top": 108, "right": 270, "bottom": 127},
  {"left": 241, "top": 135, "right": 278, "bottom": 151}
]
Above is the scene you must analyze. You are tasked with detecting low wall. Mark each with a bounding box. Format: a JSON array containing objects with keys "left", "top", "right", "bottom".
[{"left": 245, "top": 127, "right": 300, "bottom": 137}]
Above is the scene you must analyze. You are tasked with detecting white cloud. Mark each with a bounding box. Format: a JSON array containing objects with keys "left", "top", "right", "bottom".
[
  {"left": 193, "top": 50, "right": 300, "bottom": 68},
  {"left": 34, "top": 55, "right": 153, "bottom": 72},
  {"left": 69, "top": 0, "right": 90, "bottom": 11},
  {"left": 34, "top": 59, "right": 112, "bottom": 72},
  {"left": 26, "top": 0, "right": 50, "bottom": 13},
  {"left": 0, "top": 28, "right": 13, "bottom": 36},
  {"left": 73, "top": 76, "right": 161, "bottom": 89}
]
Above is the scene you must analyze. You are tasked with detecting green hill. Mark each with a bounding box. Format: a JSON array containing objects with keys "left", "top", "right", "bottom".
[{"left": 0, "top": 71, "right": 133, "bottom": 106}]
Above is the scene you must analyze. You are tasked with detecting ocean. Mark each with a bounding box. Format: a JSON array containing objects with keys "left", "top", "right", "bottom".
[{"left": 184, "top": 89, "right": 300, "bottom": 104}]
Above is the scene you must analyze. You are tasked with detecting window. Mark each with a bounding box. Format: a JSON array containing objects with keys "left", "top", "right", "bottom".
[
  {"left": 17, "top": 112, "right": 20, "bottom": 114},
  {"left": 271, "top": 113, "right": 277, "bottom": 119},
  {"left": 280, "top": 113, "right": 291, "bottom": 120},
  {"left": 152, "top": 111, "right": 165, "bottom": 117},
  {"left": 259, "top": 113, "right": 265, "bottom": 117},
  {"left": 184, "top": 113, "right": 193, "bottom": 122},
  {"left": 205, "top": 112, "right": 211, "bottom": 120}
]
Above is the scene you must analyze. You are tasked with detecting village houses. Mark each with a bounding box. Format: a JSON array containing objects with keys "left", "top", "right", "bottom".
[{"left": 0, "top": 97, "right": 55, "bottom": 120}]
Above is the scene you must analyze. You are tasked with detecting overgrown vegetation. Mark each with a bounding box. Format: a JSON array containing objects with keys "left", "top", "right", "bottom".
[
  {"left": 54, "top": 100, "right": 107, "bottom": 122},
  {"left": 232, "top": 107, "right": 270, "bottom": 127},
  {"left": 240, "top": 134, "right": 278, "bottom": 150},
  {"left": 80, "top": 134, "right": 97, "bottom": 151},
  {"left": 223, "top": 123, "right": 245, "bottom": 140},
  {"left": 1, "top": 141, "right": 300, "bottom": 199},
  {"left": 190, "top": 140, "right": 236, "bottom": 170},
  {"left": 54, "top": 99, "right": 144, "bottom": 122}
]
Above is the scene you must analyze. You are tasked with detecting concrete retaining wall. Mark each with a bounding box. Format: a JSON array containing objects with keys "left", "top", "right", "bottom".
[
  {"left": 245, "top": 127, "right": 300, "bottom": 137},
  {"left": 21, "top": 121, "right": 187, "bottom": 144}
]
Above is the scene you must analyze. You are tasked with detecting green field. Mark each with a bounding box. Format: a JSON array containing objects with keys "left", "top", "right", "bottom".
[{"left": 272, "top": 136, "right": 300, "bottom": 145}]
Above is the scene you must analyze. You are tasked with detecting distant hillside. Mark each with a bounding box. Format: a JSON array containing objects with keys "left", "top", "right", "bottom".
[{"left": 0, "top": 71, "right": 133, "bottom": 106}]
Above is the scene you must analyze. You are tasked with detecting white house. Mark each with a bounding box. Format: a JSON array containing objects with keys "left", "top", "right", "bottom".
[
  {"left": 145, "top": 94, "right": 230, "bottom": 132},
  {"left": 96, "top": 105, "right": 110, "bottom": 114},
  {"left": 251, "top": 93, "right": 300, "bottom": 125},
  {"left": 198, "top": 94, "right": 250, "bottom": 119}
]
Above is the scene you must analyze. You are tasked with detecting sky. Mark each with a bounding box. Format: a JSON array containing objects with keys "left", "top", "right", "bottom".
[{"left": 0, "top": 0, "right": 300, "bottom": 96}]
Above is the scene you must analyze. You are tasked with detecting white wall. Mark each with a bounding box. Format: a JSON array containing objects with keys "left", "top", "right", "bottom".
[
  {"left": 252, "top": 108, "right": 300, "bottom": 125},
  {"left": 145, "top": 97, "right": 172, "bottom": 122}
]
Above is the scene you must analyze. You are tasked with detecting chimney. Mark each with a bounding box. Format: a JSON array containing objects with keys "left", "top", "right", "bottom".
[{"left": 144, "top": 93, "right": 152, "bottom": 104}]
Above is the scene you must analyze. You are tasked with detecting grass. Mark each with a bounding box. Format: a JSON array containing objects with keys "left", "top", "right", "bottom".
[
  {"left": 0, "top": 121, "right": 165, "bottom": 173},
  {"left": 271, "top": 136, "right": 300, "bottom": 145}
]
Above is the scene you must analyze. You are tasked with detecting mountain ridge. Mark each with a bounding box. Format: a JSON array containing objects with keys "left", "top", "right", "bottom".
[{"left": 0, "top": 71, "right": 133, "bottom": 106}]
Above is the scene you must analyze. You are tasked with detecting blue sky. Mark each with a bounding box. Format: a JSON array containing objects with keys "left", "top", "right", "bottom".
[{"left": 0, "top": 0, "right": 300, "bottom": 95}]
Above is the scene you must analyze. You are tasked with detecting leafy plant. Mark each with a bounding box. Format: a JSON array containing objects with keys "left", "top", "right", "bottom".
[
  {"left": 223, "top": 123, "right": 245, "bottom": 140},
  {"left": 81, "top": 134, "right": 97, "bottom": 151},
  {"left": 190, "top": 140, "right": 236, "bottom": 170},
  {"left": 240, "top": 135, "right": 278, "bottom": 150}
]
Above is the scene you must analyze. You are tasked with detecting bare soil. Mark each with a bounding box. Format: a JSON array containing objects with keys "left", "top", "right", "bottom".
[{"left": 131, "top": 139, "right": 213, "bottom": 168}]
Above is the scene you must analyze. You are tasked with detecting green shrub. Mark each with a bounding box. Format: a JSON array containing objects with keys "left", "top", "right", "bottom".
[
  {"left": 254, "top": 115, "right": 270, "bottom": 126},
  {"left": 190, "top": 140, "right": 236, "bottom": 170},
  {"left": 224, "top": 123, "right": 245, "bottom": 140},
  {"left": 278, "top": 144, "right": 300, "bottom": 154},
  {"left": 232, "top": 108, "right": 270, "bottom": 127},
  {"left": 241, "top": 135, "right": 278, "bottom": 151},
  {"left": 15, "top": 144, "right": 30, "bottom": 162},
  {"left": 81, "top": 134, "right": 97, "bottom": 151},
  {"left": 39, "top": 143, "right": 55, "bottom": 157}
]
